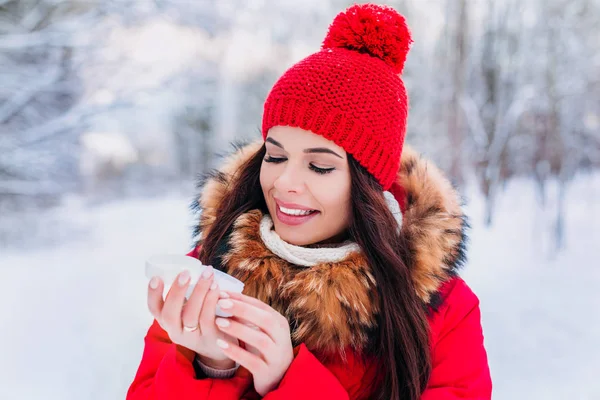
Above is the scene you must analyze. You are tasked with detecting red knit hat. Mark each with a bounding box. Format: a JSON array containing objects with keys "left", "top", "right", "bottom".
[{"left": 262, "top": 3, "right": 413, "bottom": 190}]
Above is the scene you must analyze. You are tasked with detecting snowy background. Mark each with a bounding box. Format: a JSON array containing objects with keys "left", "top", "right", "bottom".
[{"left": 1, "top": 0, "right": 599, "bottom": 399}]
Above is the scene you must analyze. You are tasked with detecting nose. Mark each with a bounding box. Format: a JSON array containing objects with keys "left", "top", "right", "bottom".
[{"left": 273, "top": 163, "right": 304, "bottom": 194}]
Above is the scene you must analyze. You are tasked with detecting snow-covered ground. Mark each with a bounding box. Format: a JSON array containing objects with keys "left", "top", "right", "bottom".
[
  {"left": 463, "top": 173, "right": 599, "bottom": 399},
  {"left": 0, "top": 174, "right": 598, "bottom": 400}
]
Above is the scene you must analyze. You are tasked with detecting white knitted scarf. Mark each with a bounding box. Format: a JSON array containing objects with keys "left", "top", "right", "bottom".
[{"left": 258, "top": 191, "right": 403, "bottom": 267}]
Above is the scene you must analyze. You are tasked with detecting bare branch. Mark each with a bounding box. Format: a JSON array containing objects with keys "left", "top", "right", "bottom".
[{"left": 460, "top": 94, "right": 489, "bottom": 149}]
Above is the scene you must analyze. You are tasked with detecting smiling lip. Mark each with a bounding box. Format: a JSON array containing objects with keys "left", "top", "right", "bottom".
[{"left": 274, "top": 198, "right": 320, "bottom": 226}]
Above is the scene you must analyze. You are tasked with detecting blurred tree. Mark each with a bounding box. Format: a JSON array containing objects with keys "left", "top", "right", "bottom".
[
  {"left": 446, "top": 0, "right": 469, "bottom": 186},
  {"left": 0, "top": 0, "right": 93, "bottom": 208}
]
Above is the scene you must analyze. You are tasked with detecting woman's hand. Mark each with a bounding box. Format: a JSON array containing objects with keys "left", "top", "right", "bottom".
[
  {"left": 147, "top": 266, "right": 239, "bottom": 369},
  {"left": 213, "top": 291, "right": 294, "bottom": 396}
]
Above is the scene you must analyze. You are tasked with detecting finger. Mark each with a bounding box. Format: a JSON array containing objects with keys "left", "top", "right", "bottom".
[
  {"left": 216, "top": 338, "right": 266, "bottom": 375},
  {"left": 215, "top": 317, "right": 274, "bottom": 360},
  {"left": 147, "top": 276, "right": 165, "bottom": 320},
  {"left": 241, "top": 340, "right": 262, "bottom": 364},
  {"left": 198, "top": 273, "right": 221, "bottom": 334},
  {"left": 222, "top": 291, "right": 277, "bottom": 314},
  {"left": 181, "top": 266, "right": 215, "bottom": 330},
  {"left": 216, "top": 298, "right": 280, "bottom": 342},
  {"left": 162, "top": 270, "right": 192, "bottom": 330}
]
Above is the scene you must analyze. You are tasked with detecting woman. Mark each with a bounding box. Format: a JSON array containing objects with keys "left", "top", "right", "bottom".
[{"left": 127, "top": 4, "right": 492, "bottom": 400}]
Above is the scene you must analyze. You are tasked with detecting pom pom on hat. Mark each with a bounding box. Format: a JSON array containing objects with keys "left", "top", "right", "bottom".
[{"left": 322, "top": 3, "right": 412, "bottom": 74}]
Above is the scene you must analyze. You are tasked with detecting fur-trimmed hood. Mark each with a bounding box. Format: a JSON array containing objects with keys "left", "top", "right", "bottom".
[{"left": 192, "top": 139, "right": 468, "bottom": 358}]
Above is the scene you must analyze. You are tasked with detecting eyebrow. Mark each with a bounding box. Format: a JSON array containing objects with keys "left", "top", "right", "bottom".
[{"left": 266, "top": 137, "right": 343, "bottom": 159}]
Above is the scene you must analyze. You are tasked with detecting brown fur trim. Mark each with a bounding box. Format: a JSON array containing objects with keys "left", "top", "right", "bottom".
[
  {"left": 196, "top": 140, "right": 263, "bottom": 242},
  {"left": 396, "top": 146, "right": 467, "bottom": 304}
]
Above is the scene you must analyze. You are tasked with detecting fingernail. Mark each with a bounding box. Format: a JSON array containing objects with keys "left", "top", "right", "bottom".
[
  {"left": 216, "top": 339, "right": 229, "bottom": 349},
  {"left": 215, "top": 318, "right": 230, "bottom": 328},
  {"left": 219, "top": 291, "right": 230, "bottom": 298},
  {"left": 210, "top": 282, "right": 218, "bottom": 291},
  {"left": 218, "top": 299, "right": 233, "bottom": 309},
  {"left": 202, "top": 265, "right": 214, "bottom": 279},
  {"left": 178, "top": 270, "right": 190, "bottom": 286},
  {"left": 150, "top": 277, "right": 159, "bottom": 289}
]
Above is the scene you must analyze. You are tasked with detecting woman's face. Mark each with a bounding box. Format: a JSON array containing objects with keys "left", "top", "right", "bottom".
[{"left": 260, "top": 126, "right": 352, "bottom": 246}]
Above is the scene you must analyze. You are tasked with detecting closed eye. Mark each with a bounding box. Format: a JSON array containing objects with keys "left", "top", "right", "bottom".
[
  {"left": 309, "top": 164, "right": 335, "bottom": 174},
  {"left": 264, "top": 155, "right": 335, "bottom": 174},
  {"left": 264, "top": 156, "right": 286, "bottom": 163}
]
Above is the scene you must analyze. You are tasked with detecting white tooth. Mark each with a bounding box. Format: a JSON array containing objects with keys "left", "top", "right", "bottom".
[{"left": 279, "top": 205, "right": 313, "bottom": 216}]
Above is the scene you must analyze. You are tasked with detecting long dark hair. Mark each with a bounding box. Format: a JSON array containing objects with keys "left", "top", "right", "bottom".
[{"left": 199, "top": 143, "right": 431, "bottom": 400}]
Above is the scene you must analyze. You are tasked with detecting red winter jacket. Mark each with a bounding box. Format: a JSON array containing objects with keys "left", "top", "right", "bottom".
[{"left": 126, "top": 254, "right": 492, "bottom": 400}]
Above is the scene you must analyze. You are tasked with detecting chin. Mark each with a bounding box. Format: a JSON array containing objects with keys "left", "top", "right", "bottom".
[{"left": 275, "top": 225, "right": 319, "bottom": 246}]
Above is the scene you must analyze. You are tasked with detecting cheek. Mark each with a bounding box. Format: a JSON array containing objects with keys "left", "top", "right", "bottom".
[
  {"left": 260, "top": 164, "right": 275, "bottom": 196},
  {"left": 312, "top": 175, "right": 351, "bottom": 214}
]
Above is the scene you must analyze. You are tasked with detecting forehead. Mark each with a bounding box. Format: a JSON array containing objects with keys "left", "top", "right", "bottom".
[{"left": 266, "top": 126, "right": 346, "bottom": 155}]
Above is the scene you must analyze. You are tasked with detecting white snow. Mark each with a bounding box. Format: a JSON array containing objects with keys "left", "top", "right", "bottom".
[
  {"left": 462, "top": 173, "right": 600, "bottom": 399},
  {"left": 0, "top": 174, "right": 598, "bottom": 399}
]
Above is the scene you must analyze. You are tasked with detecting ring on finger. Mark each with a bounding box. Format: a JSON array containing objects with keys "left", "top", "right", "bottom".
[{"left": 183, "top": 324, "right": 199, "bottom": 333}]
